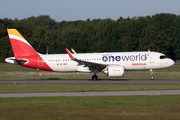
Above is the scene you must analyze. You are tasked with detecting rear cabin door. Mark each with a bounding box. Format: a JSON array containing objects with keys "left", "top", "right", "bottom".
[{"left": 38, "top": 56, "right": 43, "bottom": 66}]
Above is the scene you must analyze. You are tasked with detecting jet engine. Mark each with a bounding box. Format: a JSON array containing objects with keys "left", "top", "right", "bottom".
[{"left": 103, "top": 66, "right": 124, "bottom": 77}]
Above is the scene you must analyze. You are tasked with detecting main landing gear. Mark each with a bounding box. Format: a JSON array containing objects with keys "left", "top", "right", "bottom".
[
  {"left": 92, "top": 71, "right": 99, "bottom": 80},
  {"left": 92, "top": 74, "right": 98, "bottom": 80},
  {"left": 150, "top": 69, "right": 154, "bottom": 80}
]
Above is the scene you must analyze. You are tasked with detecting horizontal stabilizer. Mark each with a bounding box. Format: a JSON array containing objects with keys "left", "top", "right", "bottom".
[{"left": 5, "top": 57, "right": 29, "bottom": 65}]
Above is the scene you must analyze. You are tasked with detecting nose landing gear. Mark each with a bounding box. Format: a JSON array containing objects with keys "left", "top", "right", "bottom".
[{"left": 150, "top": 69, "right": 154, "bottom": 80}]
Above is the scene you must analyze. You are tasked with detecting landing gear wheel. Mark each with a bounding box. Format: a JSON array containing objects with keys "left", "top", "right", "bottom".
[
  {"left": 149, "top": 69, "right": 154, "bottom": 80},
  {"left": 92, "top": 75, "right": 98, "bottom": 80},
  {"left": 150, "top": 76, "right": 154, "bottom": 80}
]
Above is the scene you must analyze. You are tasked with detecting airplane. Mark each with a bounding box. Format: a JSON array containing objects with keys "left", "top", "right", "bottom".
[{"left": 5, "top": 29, "right": 174, "bottom": 80}]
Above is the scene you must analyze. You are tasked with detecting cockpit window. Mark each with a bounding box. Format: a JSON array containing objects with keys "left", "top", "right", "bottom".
[{"left": 160, "top": 55, "right": 168, "bottom": 59}]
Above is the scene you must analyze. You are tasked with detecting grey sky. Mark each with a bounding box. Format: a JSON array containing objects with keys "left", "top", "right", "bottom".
[{"left": 0, "top": 0, "right": 180, "bottom": 22}]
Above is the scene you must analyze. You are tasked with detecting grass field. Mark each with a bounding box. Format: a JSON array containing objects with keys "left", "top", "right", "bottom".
[
  {"left": 0, "top": 63, "right": 180, "bottom": 120},
  {"left": 0, "top": 95, "right": 180, "bottom": 120},
  {"left": 0, "top": 84, "right": 180, "bottom": 93}
]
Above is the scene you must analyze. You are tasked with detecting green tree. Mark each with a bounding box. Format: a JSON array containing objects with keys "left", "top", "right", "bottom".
[{"left": 139, "top": 25, "right": 163, "bottom": 51}]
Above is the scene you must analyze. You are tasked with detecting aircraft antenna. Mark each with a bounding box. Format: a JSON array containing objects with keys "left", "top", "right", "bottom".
[{"left": 46, "top": 46, "right": 48, "bottom": 55}]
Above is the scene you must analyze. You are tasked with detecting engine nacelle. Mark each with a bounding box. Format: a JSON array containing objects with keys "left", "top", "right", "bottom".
[{"left": 104, "top": 66, "right": 124, "bottom": 77}]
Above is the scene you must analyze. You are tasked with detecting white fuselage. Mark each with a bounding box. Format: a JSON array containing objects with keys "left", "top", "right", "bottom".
[{"left": 40, "top": 51, "right": 174, "bottom": 72}]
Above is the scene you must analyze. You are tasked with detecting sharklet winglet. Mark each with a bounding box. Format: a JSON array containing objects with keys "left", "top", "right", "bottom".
[{"left": 65, "top": 48, "right": 74, "bottom": 59}]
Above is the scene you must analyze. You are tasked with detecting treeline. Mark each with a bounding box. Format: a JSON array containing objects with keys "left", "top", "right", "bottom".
[{"left": 0, "top": 13, "right": 180, "bottom": 62}]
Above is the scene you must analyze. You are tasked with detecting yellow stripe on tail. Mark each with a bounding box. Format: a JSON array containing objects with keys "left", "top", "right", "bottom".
[{"left": 7, "top": 29, "right": 26, "bottom": 40}]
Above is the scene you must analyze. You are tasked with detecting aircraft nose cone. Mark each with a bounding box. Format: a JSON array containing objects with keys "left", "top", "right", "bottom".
[{"left": 169, "top": 59, "right": 175, "bottom": 67}]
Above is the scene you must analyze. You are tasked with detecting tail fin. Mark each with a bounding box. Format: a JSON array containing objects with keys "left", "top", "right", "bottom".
[{"left": 7, "top": 29, "right": 38, "bottom": 58}]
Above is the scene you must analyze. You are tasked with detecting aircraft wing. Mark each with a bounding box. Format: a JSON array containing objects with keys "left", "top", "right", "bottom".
[{"left": 65, "top": 48, "right": 107, "bottom": 72}]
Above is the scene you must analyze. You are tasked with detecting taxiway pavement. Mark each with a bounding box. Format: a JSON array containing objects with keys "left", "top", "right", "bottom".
[
  {"left": 1, "top": 79, "right": 180, "bottom": 97},
  {"left": 1, "top": 90, "right": 180, "bottom": 97}
]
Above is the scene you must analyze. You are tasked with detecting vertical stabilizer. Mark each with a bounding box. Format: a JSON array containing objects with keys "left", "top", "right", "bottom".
[{"left": 7, "top": 29, "right": 38, "bottom": 58}]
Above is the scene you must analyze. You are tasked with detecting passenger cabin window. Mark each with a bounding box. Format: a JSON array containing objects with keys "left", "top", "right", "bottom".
[{"left": 160, "top": 55, "right": 168, "bottom": 59}]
